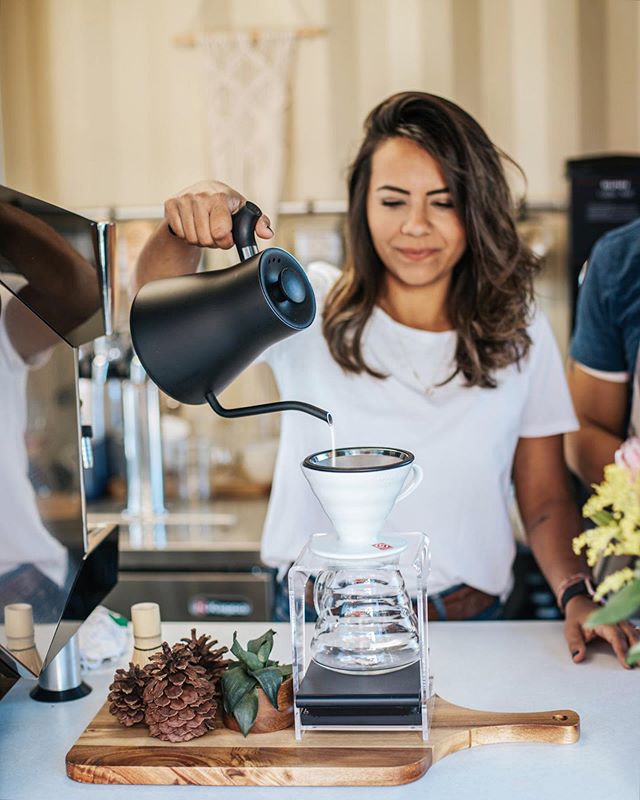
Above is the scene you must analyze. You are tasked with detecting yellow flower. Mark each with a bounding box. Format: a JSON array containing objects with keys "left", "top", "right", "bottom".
[
  {"left": 593, "top": 567, "right": 635, "bottom": 601},
  {"left": 573, "top": 464, "right": 640, "bottom": 570}
]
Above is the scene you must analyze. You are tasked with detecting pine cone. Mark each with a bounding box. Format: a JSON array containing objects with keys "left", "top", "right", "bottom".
[
  {"left": 178, "top": 628, "right": 229, "bottom": 692},
  {"left": 108, "top": 662, "right": 148, "bottom": 727},
  {"left": 143, "top": 642, "right": 216, "bottom": 742}
]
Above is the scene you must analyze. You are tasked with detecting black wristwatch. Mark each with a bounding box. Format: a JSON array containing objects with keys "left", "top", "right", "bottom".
[{"left": 560, "top": 579, "right": 594, "bottom": 615}]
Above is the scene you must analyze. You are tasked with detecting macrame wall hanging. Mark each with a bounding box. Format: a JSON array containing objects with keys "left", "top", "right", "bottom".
[
  {"left": 199, "top": 30, "right": 296, "bottom": 234},
  {"left": 195, "top": 30, "right": 297, "bottom": 443}
]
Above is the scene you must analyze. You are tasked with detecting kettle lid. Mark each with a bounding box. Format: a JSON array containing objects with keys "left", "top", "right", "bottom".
[{"left": 259, "top": 247, "right": 316, "bottom": 330}]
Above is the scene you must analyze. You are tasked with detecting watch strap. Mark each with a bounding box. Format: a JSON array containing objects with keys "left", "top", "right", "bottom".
[
  {"left": 559, "top": 578, "right": 594, "bottom": 615},
  {"left": 555, "top": 572, "right": 593, "bottom": 607}
]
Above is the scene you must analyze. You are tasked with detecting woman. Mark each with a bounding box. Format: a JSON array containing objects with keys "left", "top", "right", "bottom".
[{"left": 136, "top": 92, "right": 637, "bottom": 666}]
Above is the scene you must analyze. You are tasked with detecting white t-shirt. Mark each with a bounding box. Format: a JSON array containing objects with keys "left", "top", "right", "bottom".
[
  {"left": 0, "top": 286, "right": 68, "bottom": 587},
  {"left": 260, "top": 262, "right": 578, "bottom": 598}
]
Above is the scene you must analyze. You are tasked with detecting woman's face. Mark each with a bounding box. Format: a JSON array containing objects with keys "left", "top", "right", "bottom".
[{"left": 366, "top": 137, "right": 467, "bottom": 294}]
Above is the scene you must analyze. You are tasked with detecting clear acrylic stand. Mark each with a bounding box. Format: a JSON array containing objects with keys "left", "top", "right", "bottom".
[{"left": 288, "top": 531, "right": 431, "bottom": 740}]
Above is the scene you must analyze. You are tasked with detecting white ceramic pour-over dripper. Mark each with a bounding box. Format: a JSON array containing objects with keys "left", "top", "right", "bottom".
[{"left": 301, "top": 447, "right": 423, "bottom": 559}]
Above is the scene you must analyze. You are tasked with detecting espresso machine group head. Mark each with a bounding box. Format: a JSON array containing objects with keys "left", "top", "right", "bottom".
[{"left": 129, "top": 202, "right": 331, "bottom": 425}]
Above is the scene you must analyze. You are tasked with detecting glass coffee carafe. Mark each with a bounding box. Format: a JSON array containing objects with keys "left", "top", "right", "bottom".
[{"left": 310, "top": 563, "right": 420, "bottom": 674}]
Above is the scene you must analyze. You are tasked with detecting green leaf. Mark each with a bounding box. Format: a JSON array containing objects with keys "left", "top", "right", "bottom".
[
  {"left": 585, "top": 579, "right": 640, "bottom": 627},
  {"left": 250, "top": 667, "right": 283, "bottom": 709},
  {"left": 221, "top": 663, "right": 258, "bottom": 713},
  {"left": 257, "top": 638, "right": 274, "bottom": 664},
  {"left": 233, "top": 689, "right": 259, "bottom": 737},
  {"left": 231, "top": 632, "right": 263, "bottom": 671},
  {"left": 589, "top": 510, "right": 614, "bottom": 527},
  {"left": 107, "top": 611, "right": 129, "bottom": 627},
  {"left": 247, "top": 629, "right": 275, "bottom": 664},
  {"left": 626, "top": 641, "right": 640, "bottom": 667},
  {"left": 277, "top": 663, "right": 292, "bottom": 678}
]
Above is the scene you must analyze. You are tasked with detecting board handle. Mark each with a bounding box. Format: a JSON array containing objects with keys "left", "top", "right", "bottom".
[{"left": 431, "top": 695, "right": 580, "bottom": 754}]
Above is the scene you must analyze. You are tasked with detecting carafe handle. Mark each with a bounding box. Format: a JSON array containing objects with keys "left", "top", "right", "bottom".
[
  {"left": 396, "top": 464, "right": 423, "bottom": 503},
  {"left": 312, "top": 571, "right": 331, "bottom": 617}
]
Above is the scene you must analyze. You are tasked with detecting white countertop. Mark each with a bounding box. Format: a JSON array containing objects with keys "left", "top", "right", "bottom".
[{"left": 1, "top": 621, "right": 638, "bottom": 799}]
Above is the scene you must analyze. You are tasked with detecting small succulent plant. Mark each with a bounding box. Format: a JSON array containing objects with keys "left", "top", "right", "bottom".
[{"left": 221, "top": 629, "right": 292, "bottom": 736}]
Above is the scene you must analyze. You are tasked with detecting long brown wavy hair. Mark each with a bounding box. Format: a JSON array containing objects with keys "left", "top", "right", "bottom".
[{"left": 322, "top": 91, "right": 540, "bottom": 388}]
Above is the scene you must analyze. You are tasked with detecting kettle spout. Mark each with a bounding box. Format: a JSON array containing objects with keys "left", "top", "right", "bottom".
[{"left": 205, "top": 391, "right": 332, "bottom": 425}]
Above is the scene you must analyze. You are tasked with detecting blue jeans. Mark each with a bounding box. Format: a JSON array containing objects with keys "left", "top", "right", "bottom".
[
  {"left": 273, "top": 574, "right": 317, "bottom": 622},
  {"left": 0, "top": 562, "right": 69, "bottom": 623}
]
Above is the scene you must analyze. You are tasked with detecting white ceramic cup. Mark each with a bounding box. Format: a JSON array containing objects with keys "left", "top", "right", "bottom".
[{"left": 301, "top": 447, "right": 423, "bottom": 546}]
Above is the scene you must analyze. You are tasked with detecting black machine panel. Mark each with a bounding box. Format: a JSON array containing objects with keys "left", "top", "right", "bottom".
[{"left": 566, "top": 155, "right": 640, "bottom": 327}]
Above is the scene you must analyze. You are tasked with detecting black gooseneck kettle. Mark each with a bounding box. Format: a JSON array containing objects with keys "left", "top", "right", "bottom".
[{"left": 129, "top": 202, "right": 331, "bottom": 424}]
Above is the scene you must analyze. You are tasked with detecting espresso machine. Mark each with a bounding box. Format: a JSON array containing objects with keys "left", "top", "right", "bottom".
[
  {"left": 289, "top": 447, "right": 430, "bottom": 739},
  {"left": 0, "top": 185, "right": 119, "bottom": 702}
]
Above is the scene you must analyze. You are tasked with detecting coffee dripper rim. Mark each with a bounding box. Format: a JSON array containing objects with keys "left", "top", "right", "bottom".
[{"left": 302, "top": 446, "right": 415, "bottom": 473}]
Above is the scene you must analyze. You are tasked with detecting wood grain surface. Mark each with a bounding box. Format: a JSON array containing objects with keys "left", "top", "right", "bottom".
[{"left": 66, "top": 695, "right": 579, "bottom": 786}]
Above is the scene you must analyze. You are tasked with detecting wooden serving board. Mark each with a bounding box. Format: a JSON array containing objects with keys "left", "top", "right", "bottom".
[{"left": 66, "top": 696, "right": 579, "bottom": 786}]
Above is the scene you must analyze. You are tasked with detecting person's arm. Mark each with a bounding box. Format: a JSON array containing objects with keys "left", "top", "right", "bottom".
[
  {"left": 0, "top": 203, "right": 100, "bottom": 360},
  {"left": 2, "top": 294, "right": 59, "bottom": 362},
  {"left": 565, "top": 361, "right": 628, "bottom": 486},
  {"left": 567, "top": 231, "right": 630, "bottom": 484},
  {"left": 513, "top": 434, "right": 637, "bottom": 668},
  {"left": 133, "top": 180, "right": 273, "bottom": 293}
]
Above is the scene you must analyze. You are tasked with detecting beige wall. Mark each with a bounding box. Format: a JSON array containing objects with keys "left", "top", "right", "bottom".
[
  {"left": 1, "top": 0, "right": 639, "bottom": 210},
  {"left": 2, "top": 0, "right": 635, "bottom": 461}
]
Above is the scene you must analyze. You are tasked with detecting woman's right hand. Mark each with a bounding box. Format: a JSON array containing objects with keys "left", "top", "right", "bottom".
[{"left": 163, "top": 180, "right": 274, "bottom": 249}]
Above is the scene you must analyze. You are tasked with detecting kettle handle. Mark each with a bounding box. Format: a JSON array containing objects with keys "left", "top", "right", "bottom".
[
  {"left": 232, "top": 201, "right": 262, "bottom": 261},
  {"left": 166, "top": 200, "right": 262, "bottom": 262}
]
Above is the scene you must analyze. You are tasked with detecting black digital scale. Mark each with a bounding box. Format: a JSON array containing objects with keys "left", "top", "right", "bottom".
[{"left": 296, "top": 661, "right": 422, "bottom": 727}]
